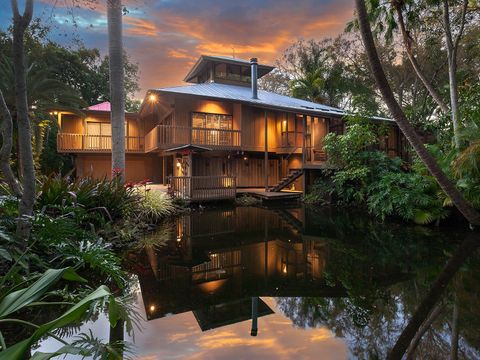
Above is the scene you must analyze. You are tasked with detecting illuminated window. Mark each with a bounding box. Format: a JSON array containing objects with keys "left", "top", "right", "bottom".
[{"left": 192, "top": 112, "right": 232, "bottom": 130}]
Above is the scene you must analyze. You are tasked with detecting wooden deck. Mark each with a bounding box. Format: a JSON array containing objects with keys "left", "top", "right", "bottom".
[{"left": 237, "top": 188, "right": 302, "bottom": 202}]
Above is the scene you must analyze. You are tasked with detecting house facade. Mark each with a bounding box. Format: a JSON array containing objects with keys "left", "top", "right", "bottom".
[{"left": 56, "top": 55, "right": 408, "bottom": 200}]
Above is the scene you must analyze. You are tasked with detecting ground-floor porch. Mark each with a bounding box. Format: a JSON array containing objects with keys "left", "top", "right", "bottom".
[{"left": 72, "top": 150, "right": 320, "bottom": 201}]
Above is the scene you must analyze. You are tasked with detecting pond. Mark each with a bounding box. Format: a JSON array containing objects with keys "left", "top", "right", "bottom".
[{"left": 38, "top": 205, "right": 480, "bottom": 359}]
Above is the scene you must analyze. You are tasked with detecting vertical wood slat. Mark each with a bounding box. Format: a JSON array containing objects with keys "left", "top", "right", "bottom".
[{"left": 168, "top": 175, "right": 236, "bottom": 201}]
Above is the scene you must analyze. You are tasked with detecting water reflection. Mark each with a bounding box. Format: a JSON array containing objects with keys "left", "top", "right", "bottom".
[{"left": 38, "top": 206, "right": 480, "bottom": 359}]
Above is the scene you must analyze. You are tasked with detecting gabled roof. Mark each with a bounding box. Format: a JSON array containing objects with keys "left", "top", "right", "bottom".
[
  {"left": 184, "top": 55, "right": 275, "bottom": 83},
  {"left": 153, "top": 82, "right": 388, "bottom": 120},
  {"left": 152, "top": 83, "right": 392, "bottom": 121},
  {"left": 85, "top": 102, "right": 111, "bottom": 111}
]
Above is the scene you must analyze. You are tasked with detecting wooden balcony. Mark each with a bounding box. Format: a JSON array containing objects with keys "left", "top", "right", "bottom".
[
  {"left": 145, "top": 125, "right": 241, "bottom": 152},
  {"left": 168, "top": 176, "right": 237, "bottom": 201},
  {"left": 57, "top": 133, "right": 144, "bottom": 153}
]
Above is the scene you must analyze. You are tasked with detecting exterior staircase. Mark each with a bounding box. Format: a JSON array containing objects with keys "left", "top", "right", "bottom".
[{"left": 268, "top": 169, "right": 304, "bottom": 192}]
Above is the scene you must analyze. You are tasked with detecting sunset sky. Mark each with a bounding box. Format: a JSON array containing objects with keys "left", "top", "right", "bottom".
[{"left": 1, "top": 0, "right": 355, "bottom": 95}]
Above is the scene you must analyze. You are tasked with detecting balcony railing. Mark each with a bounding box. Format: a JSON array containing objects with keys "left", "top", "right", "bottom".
[
  {"left": 145, "top": 125, "right": 241, "bottom": 152},
  {"left": 168, "top": 176, "right": 236, "bottom": 201},
  {"left": 57, "top": 133, "right": 144, "bottom": 153}
]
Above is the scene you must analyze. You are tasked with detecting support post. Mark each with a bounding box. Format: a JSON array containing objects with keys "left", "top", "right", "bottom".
[
  {"left": 264, "top": 110, "right": 268, "bottom": 191},
  {"left": 251, "top": 296, "right": 258, "bottom": 336}
]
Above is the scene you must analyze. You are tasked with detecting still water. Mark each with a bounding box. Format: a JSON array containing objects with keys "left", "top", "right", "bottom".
[{"left": 39, "top": 206, "right": 479, "bottom": 359}]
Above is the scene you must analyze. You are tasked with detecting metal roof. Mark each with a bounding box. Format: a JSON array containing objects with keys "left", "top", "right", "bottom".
[{"left": 154, "top": 82, "right": 392, "bottom": 121}]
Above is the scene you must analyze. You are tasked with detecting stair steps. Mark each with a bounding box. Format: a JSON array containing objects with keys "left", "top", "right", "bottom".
[{"left": 268, "top": 169, "right": 304, "bottom": 192}]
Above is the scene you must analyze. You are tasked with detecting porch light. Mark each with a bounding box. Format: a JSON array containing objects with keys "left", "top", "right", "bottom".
[
  {"left": 53, "top": 111, "right": 58, "bottom": 115},
  {"left": 149, "top": 93, "right": 157, "bottom": 102},
  {"left": 282, "top": 264, "right": 288, "bottom": 274},
  {"left": 243, "top": 156, "right": 248, "bottom": 161},
  {"left": 149, "top": 305, "right": 156, "bottom": 312},
  {"left": 49, "top": 112, "right": 53, "bottom": 115},
  {"left": 176, "top": 236, "right": 182, "bottom": 242},
  {"left": 176, "top": 160, "right": 181, "bottom": 168}
]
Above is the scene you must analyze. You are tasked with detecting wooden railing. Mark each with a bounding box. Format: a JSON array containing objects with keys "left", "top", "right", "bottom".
[
  {"left": 57, "top": 133, "right": 144, "bottom": 152},
  {"left": 169, "top": 176, "right": 236, "bottom": 201},
  {"left": 145, "top": 125, "right": 241, "bottom": 151}
]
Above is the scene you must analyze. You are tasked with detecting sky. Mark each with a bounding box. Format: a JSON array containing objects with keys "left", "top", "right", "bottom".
[{"left": 0, "top": 0, "right": 355, "bottom": 96}]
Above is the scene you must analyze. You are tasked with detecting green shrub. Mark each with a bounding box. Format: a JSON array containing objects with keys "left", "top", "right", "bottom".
[
  {"left": 366, "top": 172, "right": 448, "bottom": 224},
  {"left": 136, "top": 189, "right": 176, "bottom": 222},
  {"left": 235, "top": 194, "right": 261, "bottom": 206}
]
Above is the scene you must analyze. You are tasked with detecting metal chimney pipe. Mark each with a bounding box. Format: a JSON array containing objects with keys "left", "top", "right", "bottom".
[{"left": 250, "top": 57, "right": 258, "bottom": 99}]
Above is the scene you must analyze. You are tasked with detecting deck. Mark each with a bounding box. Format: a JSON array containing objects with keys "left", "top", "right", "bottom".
[{"left": 237, "top": 188, "right": 302, "bottom": 202}]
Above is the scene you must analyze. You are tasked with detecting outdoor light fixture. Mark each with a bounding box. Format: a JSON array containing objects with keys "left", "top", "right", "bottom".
[
  {"left": 243, "top": 156, "right": 248, "bottom": 161},
  {"left": 149, "top": 305, "right": 155, "bottom": 312},
  {"left": 176, "top": 236, "right": 181, "bottom": 242},
  {"left": 149, "top": 93, "right": 157, "bottom": 102},
  {"left": 49, "top": 112, "right": 53, "bottom": 115},
  {"left": 176, "top": 160, "right": 181, "bottom": 168},
  {"left": 282, "top": 264, "right": 288, "bottom": 274},
  {"left": 53, "top": 111, "right": 58, "bottom": 115}
]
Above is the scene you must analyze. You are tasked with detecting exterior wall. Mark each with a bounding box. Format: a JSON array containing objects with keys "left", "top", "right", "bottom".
[
  {"left": 241, "top": 106, "right": 278, "bottom": 151},
  {"left": 60, "top": 112, "right": 141, "bottom": 137},
  {"left": 191, "top": 153, "right": 279, "bottom": 187},
  {"left": 75, "top": 154, "right": 161, "bottom": 182}
]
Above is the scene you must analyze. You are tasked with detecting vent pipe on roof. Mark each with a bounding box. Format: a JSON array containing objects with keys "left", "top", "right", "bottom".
[{"left": 250, "top": 58, "right": 258, "bottom": 99}]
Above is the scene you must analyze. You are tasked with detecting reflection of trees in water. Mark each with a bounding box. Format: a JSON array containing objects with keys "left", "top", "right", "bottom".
[
  {"left": 276, "top": 210, "right": 479, "bottom": 358},
  {"left": 276, "top": 254, "right": 480, "bottom": 359}
]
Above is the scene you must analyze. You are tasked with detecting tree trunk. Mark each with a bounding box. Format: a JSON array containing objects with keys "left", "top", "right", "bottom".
[
  {"left": 355, "top": 0, "right": 480, "bottom": 227},
  {"left": 450, "top": 292, "right": 459, "bottom": 360},
  {"left": 0, "top": 89, "right": 22, "bottom": 196},
  {"left": 387, "top": 232, "right": 480, "bottom": 360},
  {"left": 11, "top": 0, "right": 36, "bottom": 243},
  {"left": 393, "top": 3, "right": 450, "bottom": 114},
  {"left": 442, "top": 0, "right": 467, "bottom": 150},
  {"left": 107, "top": 0, "right": 126, "bottom": 182}
]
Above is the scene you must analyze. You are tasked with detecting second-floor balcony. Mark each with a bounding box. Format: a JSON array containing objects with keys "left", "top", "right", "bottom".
[
  {"left": 57, "top": 133, "right": 145, "bottom": 153},
  {"left": 145, "top": 125, "right": 241, "bottom": 152},
  {"left": 57, "top": 125, "right": 241, "bottom": 154}
]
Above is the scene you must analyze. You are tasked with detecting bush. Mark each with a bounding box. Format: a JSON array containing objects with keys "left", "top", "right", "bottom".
[
  {"left": 136, "top": 189, "right": 176, "bottom": 222},
  {"left": 235, "top": 194, "right": 261, "bottom": 206}
]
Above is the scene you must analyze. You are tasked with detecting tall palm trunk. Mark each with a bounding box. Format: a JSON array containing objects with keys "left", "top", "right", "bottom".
[
  {"left": 107, "top": 0, "right": 125, "bottom": 182},
  {"left": 443, "top": 0, "right": 467, "bottom": 150},
  {"left": 11, "top": 0, "right": 36, "bottom": 243},
  {"left": 355, "top": 0, "right": 480, "bottom": 227},
  {"left": 0, "top": 88, "right": 22, "bottom": 196}
]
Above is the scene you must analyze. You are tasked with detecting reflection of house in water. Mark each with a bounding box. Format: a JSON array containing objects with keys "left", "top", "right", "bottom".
[{"left": 129, "top": 207, "right": 330, "bottom": 331}]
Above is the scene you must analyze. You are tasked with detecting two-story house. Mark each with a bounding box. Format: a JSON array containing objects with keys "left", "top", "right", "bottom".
[{"left": 56, "top": 55, "right": 407, "bottom": 200}]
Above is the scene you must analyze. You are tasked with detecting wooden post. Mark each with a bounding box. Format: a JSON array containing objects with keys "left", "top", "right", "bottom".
[
  {"left": 264, "top": 110, "right": 268, "bottom": 191},
  {"left": 162, "top": 156, "right": 166, "bottom": 185}
]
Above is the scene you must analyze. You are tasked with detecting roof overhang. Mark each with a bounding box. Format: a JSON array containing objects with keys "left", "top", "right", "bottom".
[
  {"left": 184, "top": 55, "right": 275, "bottom": 83},
  {"left": 165, "top": 144, "right": 212, "bottom": 154}
]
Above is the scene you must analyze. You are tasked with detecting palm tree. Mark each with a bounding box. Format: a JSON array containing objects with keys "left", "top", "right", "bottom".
[
  {"left": 354, "top": 0, "right": 480, "bottom": 227},
  {"left": 11, "top": 0, "right": 35, "bottom": 243},
  {"left": 107, "top": 0, "right": 126, "bottom": 182}
]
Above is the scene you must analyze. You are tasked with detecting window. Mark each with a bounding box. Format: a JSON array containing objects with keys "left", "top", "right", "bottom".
[
  {"left": 241, "top": 66, "right": 251, "bottom": 82},
  {"left": 226, "top": 64, "right": 241, "bottom": 81},
  {"left": 215, "top": 64, "right": 227, "bottom": 79},
  {"left": 192, "top": 112, "right": 232, "bottom": 129},
  {"left": 191, "top": 112, "right": 234, "bottom": 146}
]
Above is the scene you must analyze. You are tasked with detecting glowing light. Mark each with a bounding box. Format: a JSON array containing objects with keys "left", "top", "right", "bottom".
[
  {"left": 176, "top": 236, "right": 182, "bottom": 242},
  {"left": 149, "top": 93, "right": 157, "bottom": 102},
  {"left": 282, "top": 264, "right": 288, "bottom": 274},
  {"left": 149, "top": 305, "right": 155, "bottom": 312},
  {"left": 49, "top": 112, "right": 53, "bottom": 115},
  {"left": 53, "top": 111, "right": 58, "bottom": 115},
  {"left": 176, "top": 160, "right": 181, "bottom": 168},
  {"left": 243, "top": 156, "right": 248, "bottom": 161}
]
